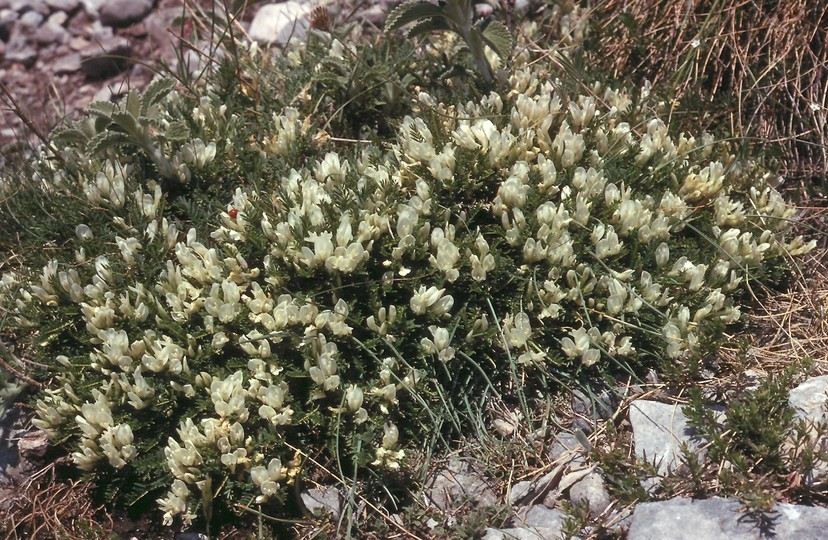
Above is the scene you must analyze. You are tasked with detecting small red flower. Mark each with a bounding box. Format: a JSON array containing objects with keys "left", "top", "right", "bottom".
[{"left": 228, "top": 209, "right": 239, "bottom": 219}]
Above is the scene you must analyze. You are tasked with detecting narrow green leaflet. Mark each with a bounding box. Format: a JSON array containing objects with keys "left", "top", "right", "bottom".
[{"left": 385, "top": 0, "right": 444, "bottom": 31}]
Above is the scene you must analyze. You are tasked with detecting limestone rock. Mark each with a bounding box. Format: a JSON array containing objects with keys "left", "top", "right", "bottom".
[
  {"left": 51, "top": 50, "right": 80, "bottom": 72},
  {"left": 423, "top": 457, "right": 497, "bottom": 511},
  {"left": 301, "top": 487, "right": 342, "bottom": 519},
  {"left": 248, "top": 1, "right": 318, "bottom": 46},
  {"left": 4, "top": 22, "right": 38, "bottom": 67},
  {"left": 482, "top": 526, "right": 564, "bottom": 540},
  {"left": 45, "top": 0, "right": 81, "bottom": 12},
  {"left": 19, "top": 10, "right": 44, "bottom": 28},
  {"left": 79, "top": 35, "right": 130, "bottom": 78},
  {"left": 629, "top": 400, "right": 704, "bottom": 478},
  {"left": 548, "top": 431, "right": 587, "bottom": 466},
  {"left": 0, "top": 9, "right": 17, "bottom": 41},
  {"left": 11, "top": 0, "right": 49, "bottom": 16},
  {"left": 98, "top": 0, "right": 153, "bottom": 28},
  {"left": 513, "top": 505, "right": 566, "bottom": 529},
  {"left": 628, "top": 497, "right": 828, "bottom": 540},
  {"left": 789, "top": 375, "right": 828, "bottom": 424},
  {"left": 483, "top": 506, "right": 567, "bottom": 540},
  {"left": 34, "top": 21, "right": 70, "bottom": 45},
  {"left": 788, "top": 375, "right": 828, "bottom": 483},
  {"left": 508, "top": 468, "right": 558, "bottom": 506},
  {"left": 568, "top": 471, "right": 610, "bottom": 517}
]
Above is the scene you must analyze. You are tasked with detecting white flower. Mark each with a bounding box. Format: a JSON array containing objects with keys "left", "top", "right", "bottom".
[
  {"left": 158, "top": 479, "right": 192, "bottom": 526},
  {"left": 504, "top": 312, "right": 532, "bottom": 349},
  {"left": 251, "top": 458, "right": 285, "bottom": 502},
  {"left": 75, "top": 224, "right": 94, "bottom": 242},
  {"left": 410, "top": 285, "right": 453, "bottom": 316},
  {"left": 560, "top": 327, "right": 600, "bottom": 366},
  {"left": 381, "top": 422, "right": 399, "bottom": 449},
  {"left": 180, "top": 138, "right": 217, "bottom": 168},
  {"left": 420, "top": 325, "right": 455, "bottom": 362}
]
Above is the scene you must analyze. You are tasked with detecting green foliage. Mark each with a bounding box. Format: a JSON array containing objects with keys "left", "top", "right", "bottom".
[
  {"left": 0, "top": 3, "right": 816, "bottom": 535},
  {"left": 681, "top": 359, "right": 828, "bottom": 505},
  {"left": 386, "top": 0, "right": 513, "bottom": 85}
]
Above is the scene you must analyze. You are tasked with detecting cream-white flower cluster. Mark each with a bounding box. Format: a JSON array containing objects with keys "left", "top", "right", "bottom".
[{"left": 5, "top": 47, "right": 814, "bottom": 528}]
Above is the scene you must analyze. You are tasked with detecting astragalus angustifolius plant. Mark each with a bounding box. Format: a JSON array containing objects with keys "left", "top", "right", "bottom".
[{"left": 0, "top": 21, "right": 814, "bottom": 531}]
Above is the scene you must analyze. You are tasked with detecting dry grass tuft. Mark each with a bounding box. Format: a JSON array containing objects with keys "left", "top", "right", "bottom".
[
  {"left": 591, "top": 0, "right": 828, "bottom": 187},
  {"left": 721, "top": 204, "right": 828, "bottom": 377},
  {"left": 0, "top": 463, "right": 113, "bottom": 540}
]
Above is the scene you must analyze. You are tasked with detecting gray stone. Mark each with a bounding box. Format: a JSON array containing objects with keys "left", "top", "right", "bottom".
[
  {"left": 248, "top": 1, "right": 317, "bottom": 46},
  {"left": 176, "top": 534, "right": 208, "bottom": 540},
  {"left": 45, "top": 0, "right": 81, "bottom": 12},
  {"left": 788, "top": 375, "right": 828, "bottom": 483},
  {"left": 628, "top": 497, "right": 828, "bottom": 540},
  {"left": 567, "top": 472, "right": 610, "bottom": 517},
  {"left": 789, "top": 375, "right": 828, "bottom": 424},
  {"left": 300, "top": 487, "right": 342, "bottom": 519},
  {"left": 98, "top": 0, "right": 153, "bottom": 28},
  {"left": 51, "top": 51, "right": 81, "bottom": 72},
  {"left": 359, "top": 2, "right": 387, "bottom": 26},
  {"left": 482, "top": 526, "right": 563, "bottom": 540},
  {"left": 740, "top": 369, "right": 765, "bottom": 393},
  {"left": 508, "top": 469, "right": 558, "bottom": 506},
  {"left": 493, "top": 417, "right": 517, "bottom": 438},
  {"left": 86, "top": 20, "right": 113, "bottom": 41},
  {"left": 548, "top": 431, "right": 587, "bottom": 466},
  {"left": 80, "top": 0, "right": 105, "bottom": 16},
  {"left": 0, "top": 9, "right": 15, "bottom": 41},
  {"left": 11, "top": 0, "right": 48, "bottom": 15},
  {"left": 34, "top": 21, "right": 69, "bottom": 44},
  {"left": 423, "top": 457, "right": 498, "bottom": 511},
  {"left": 79, "top": 35, "right": 130, "bottom": 78},
  {"left": 4, "top": 24, "right": 37, "bottom": 66},
  {"left": 17, "top": 430, "right": 49, "bottom": 459},
  {"left": 629, "top": 400, "right": 704, "bottom": 478},
  {"left": 19, "top": 10, "right": 44, "bottom": 27},
  {"left": 513, "top": 505, "right": 566, "bottom": 529},
  {"left": 47, "top": 10, "right": 67, "bottom": 26},
  {"left": 572, "top": 389, "right": 617, "bottom": 421}
]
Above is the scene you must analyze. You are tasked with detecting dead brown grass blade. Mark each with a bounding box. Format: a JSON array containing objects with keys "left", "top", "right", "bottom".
[{"left": 590, "top": 0, "right": 828, "bottom": 186}]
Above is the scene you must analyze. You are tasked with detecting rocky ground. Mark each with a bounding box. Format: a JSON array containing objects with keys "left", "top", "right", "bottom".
[
  {"left": 1, "top": 1, "right": 828, "bottom": 539},
  {"left": 0, "top": 0, "right": 391, "bottom": 166}
]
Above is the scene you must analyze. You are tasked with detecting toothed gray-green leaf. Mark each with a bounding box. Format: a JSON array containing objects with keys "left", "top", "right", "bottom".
[
  {"left": 85, "top": 101, "right": 118, "bottom": 119},
  {"left": 110, "top": 112, "right": 142, "bottom": 137},
  {"left": 125, "top": 90, "right": 141, "bottom": 119},
  {"left": 87, "top": 131, "right": 134, "bottom": 155},
  {"left": 407, "top": 17, "right": 455, "bottom": 38},
  {"left": 385, "top": 0, "right": 444, "bottom": 32},
  {"left": 141, "top": 79, "right": 177, "bottom": 117},
  {"left": 478, "top": 20, "right": 513, "bottom": 59},
  {"left": 165, "top": 121, "right": 190, "bottom": 141},
  {"left": 50, "top": 127, "right": 89, "bottom": 146}
]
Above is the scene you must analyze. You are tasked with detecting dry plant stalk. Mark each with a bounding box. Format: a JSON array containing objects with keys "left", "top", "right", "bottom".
[
  {"left": 591, "top": 0, "right": 828, "bottom": 185},
  {"left": 0, "top": 465, "right": 112, "bottom": 540}
]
